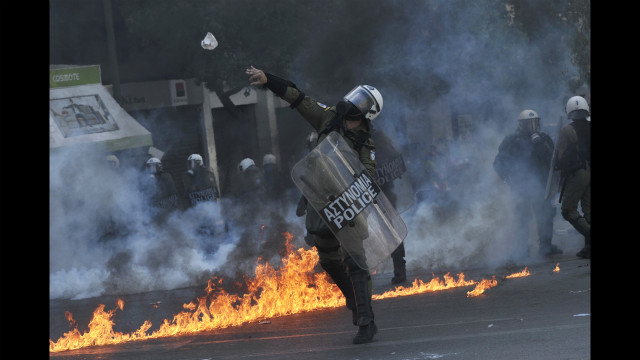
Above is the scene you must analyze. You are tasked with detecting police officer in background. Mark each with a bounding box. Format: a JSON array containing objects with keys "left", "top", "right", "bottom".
[
  {"left": 142, "top": 157, "right": 181, "bottom": 216},
  {"left": 493, "top": 109, "right": 562, "bottom": 259},
  {"left": 262, "top": 153, "right": 283, "bottom": 199},
  {"left": 182, "top": 153, "right": 219, "bottom": 208},
  {"left": 238, "top": 157, "right": 266, "bottom": 200},
  {"left": 556, "top": 96, "right": 590, "bottom": 259},
  {"left": 246, "top": 65, "right": 381, "bottom": 344}
]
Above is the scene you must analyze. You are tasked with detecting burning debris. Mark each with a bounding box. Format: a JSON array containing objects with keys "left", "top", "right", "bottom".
[
  {"left": 50, "top": 233, "right": 545, "bottom": 353},
  {"left": 466, "top": 276, "right": 498, "bottom": 298},
  {"left": 50, "top": 233, "right": 343, "bottom": 352},
  {"left": 553, "top": 263, "right": 560, "bottom": 272},
  {"left": 374, "top": 272, "right": 476, "bottom": 300},
  {"left": 505, "top": 267, "right": 531, "bottom": 278}
]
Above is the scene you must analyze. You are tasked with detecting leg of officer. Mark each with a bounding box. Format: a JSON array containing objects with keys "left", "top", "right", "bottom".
[
  {"left": 314, "top": 234, "right": 357, "bottom": 324},
  {"left": 560, "top": 167, "right": 590, "bottom": 258}
]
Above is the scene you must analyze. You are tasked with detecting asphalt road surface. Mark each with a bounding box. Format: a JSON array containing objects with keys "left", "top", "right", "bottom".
[{"left": 49, "top": 216, "right": 590, "bottom": 360}]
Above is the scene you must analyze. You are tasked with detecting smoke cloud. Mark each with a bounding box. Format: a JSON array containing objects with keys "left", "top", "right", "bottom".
[
  {"left": 50, "top": 1, "right": 589, "bottom": 300},
  {"left": 290, "top": 1, "right": 588, "bottom": 273},
  {"left": 361, "top": 1, "right": 588, "bottom": 272},
  {"left": 49, "top": 145, "right": 305, "bottom": 300}
]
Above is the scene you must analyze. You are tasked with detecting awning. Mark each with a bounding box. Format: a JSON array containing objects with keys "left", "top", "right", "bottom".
[{"left": 50, "top": 81, "right": 153, "bottom": 152}]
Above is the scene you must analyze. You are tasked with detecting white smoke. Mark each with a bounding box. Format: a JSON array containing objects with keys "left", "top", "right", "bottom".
[
  {"left": 354, "top": 1, "right": 588, "bottom": 272},
  {"left": 50, "top": 1, "right": 588, "bottom": 299},
  {"left": 49, "top": 145, "right": 304, "bottom": 300}
]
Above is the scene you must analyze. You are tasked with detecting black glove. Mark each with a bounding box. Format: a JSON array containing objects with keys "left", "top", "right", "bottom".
[{"left": 264, "top": 73, "right": 297, "bottom": 97}]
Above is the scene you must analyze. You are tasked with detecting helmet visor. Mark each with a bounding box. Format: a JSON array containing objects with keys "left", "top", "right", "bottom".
[
  {"left": 519, "top": 118, "right": 540, "bottom": 133},
  {"left": 344, "top": 86, "right": 379, "bottom": 118},
  {"left": 188, "top": 159, "right": 200, "bottom": 171},
  {"left": 567, "top": 109, "right": 590, "bottom": 120},
  {"left": 146, "top": 162, "right": 160, "bottom": 174}
]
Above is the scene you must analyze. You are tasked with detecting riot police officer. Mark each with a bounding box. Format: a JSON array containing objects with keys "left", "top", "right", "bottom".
[
  {"left": 556, "top": 96, "right": 590, "bottom": 259},
  {"left": 237, "top": 157, "right": 266, "bottom": 199},
  {"left": 493, "top": 109, "right": 562, "bottom": 259},
  {"left": 143, "top": 157, "right": 180, "bottom": 216},
  {"left": 246, "top": 66, "right": 381, "bottom": 344},
  {"left": 262, "top": 153, "right": 284, "bottom": 199},
  {"left": 182, "top": 153, "right": 219, "bottom": 208}
]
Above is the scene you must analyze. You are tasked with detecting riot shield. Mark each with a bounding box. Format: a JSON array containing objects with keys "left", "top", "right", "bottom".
[
  {"left": 371, "top": 131, "right": 414, "bottom": 213},
  {"left": 291, "top": 131, "right": 408, "bottom": 270},
  {"left": 545, "top": 116, "right": 563, "bottom": 201}
]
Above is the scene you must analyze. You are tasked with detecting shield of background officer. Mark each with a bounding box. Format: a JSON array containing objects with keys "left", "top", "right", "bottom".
[
  {"left": 291, "top": 131, "right": 408, "bottom": 270},
  {"left": 545, "top": 116, "right": 563, "bottom": 201},
  {"left": 370, "top": 131, "right": 414, "bottom": 213}
]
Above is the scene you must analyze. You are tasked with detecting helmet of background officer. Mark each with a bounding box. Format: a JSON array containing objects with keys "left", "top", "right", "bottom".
[
  {"left": 238, "top": 158, "right": 256, "bottom": 173},
  {"left": 263, "top": 154, "right": 276, "bottom": 167},
  {"left": 187, "top": 153, "right": 203, "bottom": 173},
  {"left": 146, "top": 157, "right": 162, "bottom": 175},
  {"left": 106, "top": 154, "right": 120, "bottom": 169},
  {"left": 517, "top": 109, "right": 541, "bottom": 134},
  {"left": 566, "top": 96, "right": 590, "bottom": 121},
  {"left": 343, "top": 85, "right": 383, "bottom": 121}
]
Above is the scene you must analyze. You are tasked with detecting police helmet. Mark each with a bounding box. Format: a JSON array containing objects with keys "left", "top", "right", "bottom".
[
  {"left": 343, "top": 85, "right": 383, "bottom": 121},
  {"left": 188, "top": 153, "right": 203, "bottom": 170},
  {"left": 517, "top": 109, "right": 540, "bottom": 133},
  {"left": 566, "top": 96, "right": 590, "bottom": 121},
  {"left": 106, "top": 155, "right": 119, "bottom": 169},
  {"left": 263, "top": 153, "right": 276, "bottom": 166},
  {"left": 238, "top": 158, "right": 255, "bottom": 172},
  {"left": 146, "top": 157, "right": 162, "bottom": 174}
]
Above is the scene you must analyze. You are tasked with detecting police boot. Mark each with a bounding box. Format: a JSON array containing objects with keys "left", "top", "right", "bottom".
[
  {"left": 320, "top": 260, "right": 357, "bottom": 325},
  {"left": 346, "top": 257, "right": 377, "bottom": 344},
  {"left": 538, "top": 238, "right": 562, "bottom": 257},
  {"left": 391, "top": 243, "right": 407, "bottom": 284},
  {"left": 576, "top": 235, "right": 591, "bottom": 259}
]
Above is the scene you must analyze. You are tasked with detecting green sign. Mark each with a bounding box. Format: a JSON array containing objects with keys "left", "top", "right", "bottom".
[{"left": 50, "top": 65, "right": 102, "bottom": 88}]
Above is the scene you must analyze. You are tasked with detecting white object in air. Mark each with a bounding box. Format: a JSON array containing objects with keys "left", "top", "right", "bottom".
[{"left": 201, "top": 32, "right": 218, "bottom": 50}]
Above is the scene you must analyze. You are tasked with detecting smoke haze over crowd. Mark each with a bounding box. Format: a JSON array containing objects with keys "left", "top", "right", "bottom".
[{"left": 49, "top": 0, "right": 589, "bottom": 300}]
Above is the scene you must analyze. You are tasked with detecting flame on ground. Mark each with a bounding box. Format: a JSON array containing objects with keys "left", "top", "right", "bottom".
[
  {"left": 374, "top": 272, "right": 476, "bottom": 300},
  {"left": 50, "top": 233, "right": 341, "bottom": 353},
  {"left": 505, "top": 267, "right": 531, "bottom": 278},
  {"left": 466, "top": 276, "right": 498, "bottom": 297},
  {"left": 49, "top": 233, "right": 534, "bottom": 353},
  {"left": 553, "top": 263, "right": 560, "bottom": 272}
]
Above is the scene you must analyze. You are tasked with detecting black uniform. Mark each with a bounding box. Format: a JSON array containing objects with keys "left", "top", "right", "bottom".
[
  {"left": 493, "top": 129, "right": 560, "bottom": 258},
  {"left": 141, "top": 171, "right": 180, "bottom": 221},
  {"left": 182, "top": 166, "right": 219, "bottom": 208},
  {"left": 556, "top": 118, "right": 590, "bottom": 258}
]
